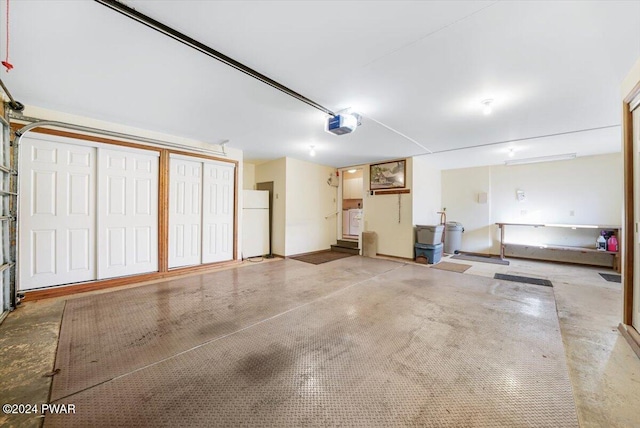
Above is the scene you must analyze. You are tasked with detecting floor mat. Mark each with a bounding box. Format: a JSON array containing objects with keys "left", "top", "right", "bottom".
[
  {"left": 495, "top": 273, "right": 553, "bottom": 287},
  {"left": 290, "top": 251, "right": 354, "bottom": 264},
  {"left": 47, "top": 261, "right": 577, "bottom": 427},
  {"left": 50, "top": 257, "right": 399, "bottom": 401},
  {"left": 599, "top": 273, "right": 621, "bottom": 283},
  {"left": 430, "top": 261, "right": 471, "bottom": 273},
  {"left": 451, "top": 254, "right": 510, "bottom": 265}
]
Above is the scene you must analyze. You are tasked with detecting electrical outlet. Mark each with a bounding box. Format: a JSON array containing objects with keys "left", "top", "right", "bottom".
[
  {"left": 520, "top": 210, "right": 527, "bottom": 216},
  {"left": 569, "top": 210, "right": 575, "bottom": 216}
]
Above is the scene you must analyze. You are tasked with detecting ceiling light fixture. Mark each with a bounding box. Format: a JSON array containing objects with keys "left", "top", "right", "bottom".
[
  {"left": 309, "top": 145, "right": 316, "bottom": 157},
  {"left": 505, "top": 153, "right": 576, "bottom": 166},
  {"left": 481, "top": 99, "right": 494, "bottom": 115},
  {"left": 347, "top": 169, "right": 357, "bottom": 173}
]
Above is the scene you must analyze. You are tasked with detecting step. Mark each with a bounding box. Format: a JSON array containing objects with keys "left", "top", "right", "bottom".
[
  {"left": 330, "top": 245, "right": 360, "bottom": 255},
  {"left": 336, "top": 239, "right": 359, "bottom": 249}
]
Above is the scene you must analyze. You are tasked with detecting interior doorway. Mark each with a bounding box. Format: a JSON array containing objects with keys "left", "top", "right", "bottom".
[
  {"left": 256, "top": 181, "right": 274, "bottom": 257},
  {"left": 341, "top": 168, "right": 363, "bottom": 241}
]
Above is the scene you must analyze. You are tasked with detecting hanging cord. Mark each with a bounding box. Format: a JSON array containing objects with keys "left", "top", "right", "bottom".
[{"left": 1, "top": 0, "right": 12, "bottom": 72}]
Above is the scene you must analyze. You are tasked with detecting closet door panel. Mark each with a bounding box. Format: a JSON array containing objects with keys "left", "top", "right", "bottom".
[
  {"left": 169, "top": 158, "right": 203, "bottom": 268},
  {"left": 97, "top": 148, "right": 159, "bottom": 279},
  {"left": 202, "top": 162, "right": 235, "bottom": 264},
  {"left": 19, "top": 138, "right": 96, "bottom": 290}
]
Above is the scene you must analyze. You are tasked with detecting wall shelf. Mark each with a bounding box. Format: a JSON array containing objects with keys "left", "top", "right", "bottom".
[{"left": 373, "top": 189, "right": 410, "bottom": 195}]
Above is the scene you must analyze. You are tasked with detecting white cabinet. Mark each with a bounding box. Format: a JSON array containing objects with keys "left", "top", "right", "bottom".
[
  {"left": 343, "top": 178, "right": 351, "bottom": 199},
  {"left": 343, "top": 177, "right": 363, "bottom": 199}
]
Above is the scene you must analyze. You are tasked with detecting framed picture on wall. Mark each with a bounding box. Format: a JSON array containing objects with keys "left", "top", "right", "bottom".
[{"left": 370, "top": 159, "right": 406, "bottom": 190}]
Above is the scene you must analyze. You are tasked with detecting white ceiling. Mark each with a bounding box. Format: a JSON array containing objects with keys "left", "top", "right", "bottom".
[{"left": 4, "top": 1, "right": 640, "bottom": 168}]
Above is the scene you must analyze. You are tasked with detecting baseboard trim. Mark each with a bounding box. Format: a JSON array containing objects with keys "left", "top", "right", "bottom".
[
  {"left": 618, "top": 323, "right": 640, "bottom": 360},
  {"left": 22, "top": 259, "right": 243, "bottom": 301},
  {"left": 456, "top": 251, "right": 500, "bottom": 257},
  {"left": 376, "top": 253, "right": 414, "bottom": 262}
]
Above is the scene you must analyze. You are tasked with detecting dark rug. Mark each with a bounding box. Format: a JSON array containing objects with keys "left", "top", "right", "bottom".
[
  {"left": 291, "top": 251, "right": 355, "bottom": 265},
  {"left": 494, "top": 273, "right": 553, "bottom": 287},
  {"left": 451, "top": 254, "right": 510, "bottom": 265},
  {"left": 599, "top": 273, "right": 621, "bottom": 283}
]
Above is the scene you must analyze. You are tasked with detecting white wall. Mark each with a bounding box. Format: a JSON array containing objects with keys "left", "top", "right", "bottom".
[
  {"left": 285, "top": 158, "right": 337, "bottom": 256},
  {"left": 412, "top": 156, "right": 442, "bottom": 227},
  {"left": 19, "top": 105, "right": 243, "bottom": 163},
  {"left": 441, "top": 153, "right": 623, "bottom": 254},
  {"left": 255, "top": 158, "right": 286, "bottom": 256}
]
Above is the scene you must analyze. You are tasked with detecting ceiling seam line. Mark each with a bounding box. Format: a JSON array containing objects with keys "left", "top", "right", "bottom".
[
  {"left": 423, "top": 124, "right": 621, "bottom": 156},
  {"left": 360, "top": 0, "right": 501, "bottom": 69}
]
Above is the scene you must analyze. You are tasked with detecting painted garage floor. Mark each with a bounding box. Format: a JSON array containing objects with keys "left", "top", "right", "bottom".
[{"left": 0, "top": 256, "right": 638, "bottom": 427}]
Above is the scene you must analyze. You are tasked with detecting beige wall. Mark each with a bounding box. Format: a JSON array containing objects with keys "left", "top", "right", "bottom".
[
  {"left": 255, "top": 157, "right": 338, "bottom": 256},
  {"left": 243, "top": 162, "right": 255, "bottom": 190},
  {"left": 255, "top": 158, "right": 286, "bottom": 256},
  {"left": 348, "top": 158, "right": 413, "bottom": 259},
  {"left": 285, "top": 158, "right": 337, "bottom": 256},
  {"left": 441, "top": 153, "right": 623, "bottom": 254}
]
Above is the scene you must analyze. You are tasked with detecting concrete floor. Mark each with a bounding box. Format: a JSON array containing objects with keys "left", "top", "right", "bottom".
[
  {"left": 0, "top": 255, "right": 638, "bottom": 427},
  {"left": 436, "top": 255, "right": 640, "bottom": 428}
]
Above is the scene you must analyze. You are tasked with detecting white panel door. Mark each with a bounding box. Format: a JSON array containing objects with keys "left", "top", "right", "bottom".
[
  {"left": 97, "top": 148, "right": 159, "bottom": 279},
  {"left": 19, "top": 138, "right": 96, "bottom": 290},
  {"left": 202, "top": 162, "right": 235, "bottom": 263},
  {"left": 169, "top": 157, "right": 203, "bottom": 268}
]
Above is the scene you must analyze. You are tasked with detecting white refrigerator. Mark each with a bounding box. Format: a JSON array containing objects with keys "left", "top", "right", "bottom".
[{"left": 242, "top": 190, "right": 270, "bottom": 258}]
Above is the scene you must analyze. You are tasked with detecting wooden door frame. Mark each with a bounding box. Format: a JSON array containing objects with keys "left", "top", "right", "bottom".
[
  {"left": 12, "top": 124, "right": 240, "bottom": 301},
  {"left": 620, "top": 79, "right": 640, "bottom": 357}
]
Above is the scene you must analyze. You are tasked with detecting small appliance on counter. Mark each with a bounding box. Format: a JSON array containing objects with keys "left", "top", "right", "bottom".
[{"left": 349, "top": 209, "right": 362, "bottom": 236}]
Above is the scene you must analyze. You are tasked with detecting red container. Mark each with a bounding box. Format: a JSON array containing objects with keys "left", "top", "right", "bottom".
[{"left": 608, "top": 235, "right": 618, "bottom": 252}]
